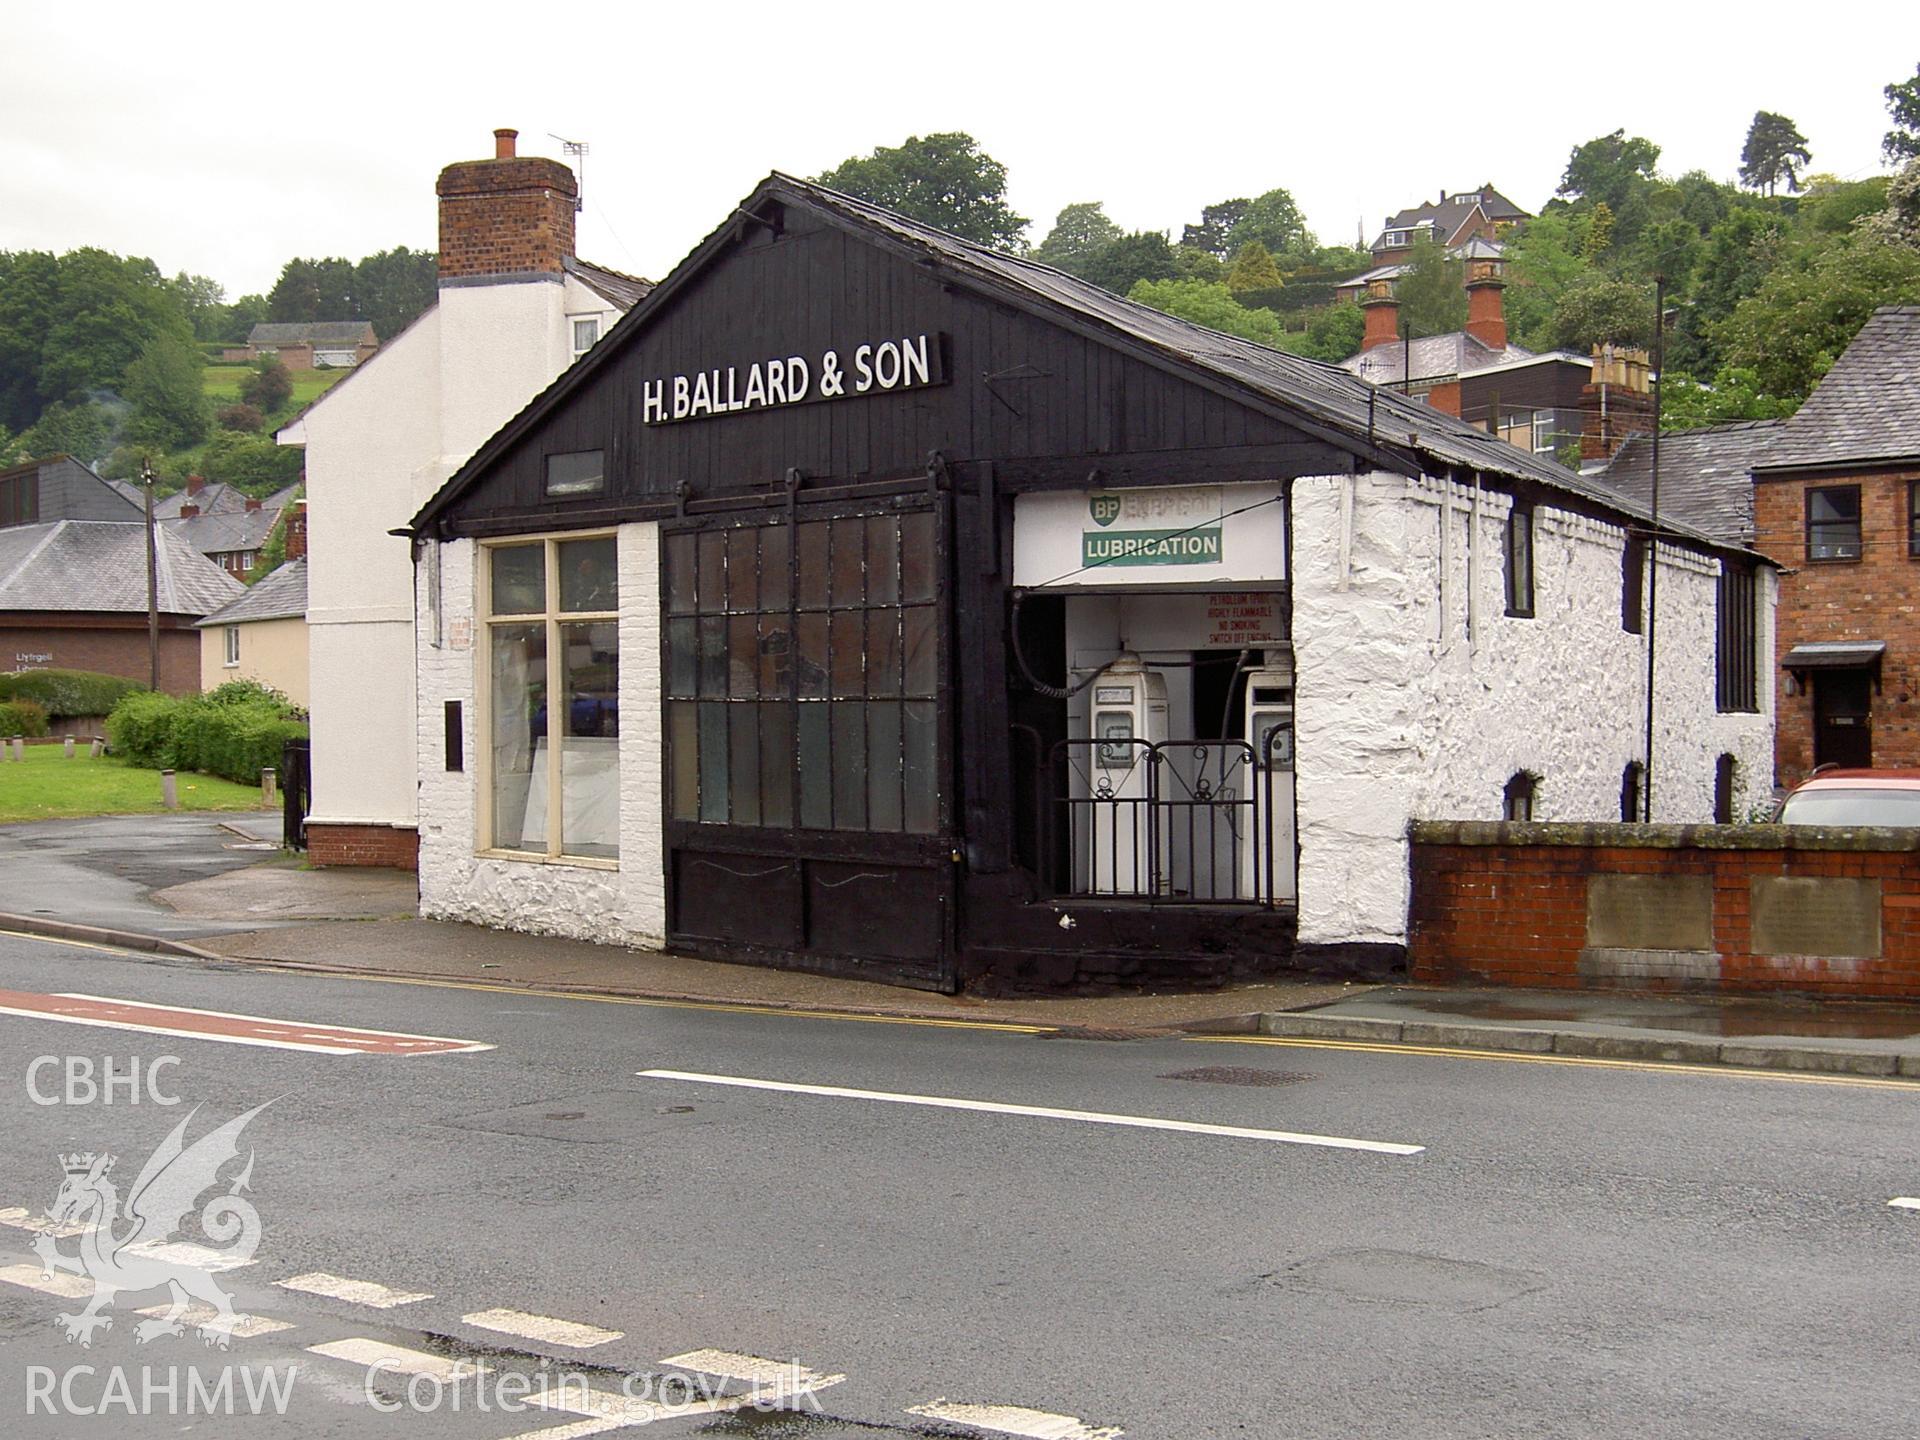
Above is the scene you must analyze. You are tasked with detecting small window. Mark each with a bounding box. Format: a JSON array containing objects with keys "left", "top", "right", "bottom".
[
  {"left": 1531, "top": 410, "right": 1555, "bottom": 454},
  {"left": 545, "top": 450, "right": 605, "bottom": 499},
  {"left": 1713, "top": 754, "right": 1738, "bottom": 824},
  {"left": 1504, "top": 502, "right": 1534, "bottom": 617},
  {"left": 1715, "top": 562, "right": 1758, "bottom": 713},
  {"left": 1622, "top": 534, "right": 1646, "bottom": 634},
  {"left": 1806, "top": 485, "right": 1861, "bottom": 561},
  {"left": 571, "top": 316, "right": 601, "bottom": 358},
  {"left": 1620, "top": 761, "right": 1644, "bottom": 821},
  {"left": 1503, "top": 771, "right": 1537, "bottom": 822},
  {"left": 1909, "top": 481, "right": 1920, "bottom": 558},
  {"left": 223, "top": 626, "right": 240, "bottom": 667}
]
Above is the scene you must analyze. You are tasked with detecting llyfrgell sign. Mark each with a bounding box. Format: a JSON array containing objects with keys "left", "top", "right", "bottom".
[{"left": 640, "top": 333, "right": 945, "bottom": 424}]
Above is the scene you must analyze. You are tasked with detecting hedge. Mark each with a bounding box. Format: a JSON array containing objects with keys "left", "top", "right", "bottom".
[
  {"left": 106, "top": 682, "right": 308, "bottom": 784},
  {"left": 0, "top": 669, "right": 146, "bottom": 720},
  {"left": 0, "top": 700, "right": 50, "bottom": 738}
]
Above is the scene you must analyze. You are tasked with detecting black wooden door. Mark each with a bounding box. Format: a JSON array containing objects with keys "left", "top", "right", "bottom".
[
  {"left": 660, "top": 491, "right": 958, "bottom": 991},
  {"left": 1814, "top": 670, "right": 1873, "bottom": 770}
]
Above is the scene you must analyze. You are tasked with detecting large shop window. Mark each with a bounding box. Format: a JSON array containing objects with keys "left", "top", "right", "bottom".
[
  {"left": 484, "top": 535, "right": 620, "bottom": 861},
  {"left": 665, "top": 511, "right": 939, "bottom": 835}
]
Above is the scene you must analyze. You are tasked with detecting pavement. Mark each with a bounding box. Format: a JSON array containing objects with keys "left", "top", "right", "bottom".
[{"left": 5, "top": 808, "right": 1920, "bottom": 1074}]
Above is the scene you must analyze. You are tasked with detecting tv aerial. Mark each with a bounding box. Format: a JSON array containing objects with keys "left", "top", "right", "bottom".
[{"left": 548, "top": 133, "right": 588, "bottom": 213}]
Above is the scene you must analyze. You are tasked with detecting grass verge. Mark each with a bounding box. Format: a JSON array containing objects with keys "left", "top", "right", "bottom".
[{"left": 0, "top": 745, "right": 271, "bottom": 823}]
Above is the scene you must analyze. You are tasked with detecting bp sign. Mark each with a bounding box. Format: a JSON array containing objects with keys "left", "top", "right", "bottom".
[{"left": 1089, "top": 494, "right": 1123, "bottom": 527}]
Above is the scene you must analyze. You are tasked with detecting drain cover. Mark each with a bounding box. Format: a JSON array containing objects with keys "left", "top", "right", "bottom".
[
  {"left": 1038, "top": 1026, "right": 1167, "bottom": 1041},
  {"left": 1160, "top": 1065, "right": 1318, "bottom": 1087}
]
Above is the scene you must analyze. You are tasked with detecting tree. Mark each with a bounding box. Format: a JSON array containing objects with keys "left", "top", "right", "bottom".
[
  {"left": 352, "top": 247, "right": 437, "bottom": 341},
  {"left": 267, "top": 256, "right": 357, "bottom": 322},
  {"left": 1226, "top": 188, "right": 1314, "bottom": 266},
  {"left": 16, "top": 399, "right": 111, "bottom": 464},
  {"left": 1557, "top": 130, "right": 1662, "bottom": 210},
  {"left": 216, "top": 402, "right": 266, "bottom": 433},
  {"left": 1394, "top": 235, "right": 1467, "bottom": 337},
  {"left": 1033, "top": 203, "right": 1122, "bottom": 278},
  {"left": 169, "top": 272, "right": 229, "bottom": 341},
  {"left": 121, "top": 334, "right": 209, "bottom": 452},
  {"left": 1501, "top": 211, "right": 1590, "bottom": 352},
  {"left": 1549, "top": 272, "right": 1654, "bottom": 352},
  {"left": 1126, "top": 279, "right": 1286, "bottom": 346},
  {"left": 1740, "top": 112, "right": 1813, "bottom": 196},
  {"left": 1714, "top": 231, "right": 1920, "bottom": 400},
  {"left": 1180, "top": 199, "right": 1249, "bottom": 260},
  {"left": 241, "top": 358, "right": 293, "bottom": 413},
  {"left": 1863, "top": 160, "right": 1920, "bottom": 248},
  {"left": 1660, "top": 367, "right": 1797, "bottom": 428},
  {"left": 1225, "top": 242, "right": 1287, "bottom": 316},
  {"left": 1886, "top": 63, "right": 1920, "bottom": 163},
  {"left": 815, "top": 133, "right": 1027, "bottom": 250},
  {"left": 196, "top": 429, "right": 303, "bottom": 494},
  {"left": 222, "top": 293, "right": 270, "bottom": 345},
  {"left": 1080, "top": 232, "right": 1180, "bottom": 296},
  {"left": 1282, "top": 301, "right": 1367, "bottom": 364}
]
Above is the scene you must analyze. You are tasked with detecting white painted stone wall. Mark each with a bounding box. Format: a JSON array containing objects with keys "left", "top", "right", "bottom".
[
  {"left": 298, "top": 272, "right": 620, "bottom": 834},
  {"left": 415, "top": 527, "right": 665, "bottom": 946},
  {"left": 1290, "top": 470, "right": 1775, "bottom": 948}
]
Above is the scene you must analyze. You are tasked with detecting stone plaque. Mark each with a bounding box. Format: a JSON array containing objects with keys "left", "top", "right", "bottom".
[
  {"left": 1750, "top": 877, "right": 1882, "bottom": 958},
  {"left": 1585, "top": 874, "right": 1715, "bottom": 952}
]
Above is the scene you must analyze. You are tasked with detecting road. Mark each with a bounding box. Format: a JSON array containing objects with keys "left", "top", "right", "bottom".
[{"left": 0, "top": 928, "right": 1915, "bottom": 1437}]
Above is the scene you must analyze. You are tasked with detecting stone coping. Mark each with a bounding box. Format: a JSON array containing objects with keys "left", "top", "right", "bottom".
[{"left": 1409, "top": 819, "right": 1920, "bottom": 853}]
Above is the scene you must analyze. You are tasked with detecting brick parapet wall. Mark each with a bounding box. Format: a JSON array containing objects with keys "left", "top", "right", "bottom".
[{"left": 1409, "top": 820, "right": 1920, "bottom": 999}]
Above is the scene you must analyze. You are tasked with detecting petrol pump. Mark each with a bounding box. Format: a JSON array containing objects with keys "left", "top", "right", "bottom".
[
  {"left": 1084, "top": 654, "right": 1167, "bottom": 894},
  {"left": 1242, "top": 651, "right": 1296, "bottom": 903}
]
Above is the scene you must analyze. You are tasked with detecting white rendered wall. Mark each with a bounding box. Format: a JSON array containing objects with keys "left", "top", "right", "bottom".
[
  {"left": 415, "top": 528, "right": 665, "bottom": 947},
  {"left": 300, "top": 272, "right": 610, "bottom": 833},
  {"left": 1289, "top": 470, "right": 1774, "bottom": 949}
]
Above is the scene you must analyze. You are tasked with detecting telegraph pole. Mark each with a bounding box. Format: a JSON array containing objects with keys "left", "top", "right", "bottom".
[
  {"left": 1642, "top": 277, "right": 1665, "bottom": 821},
  {"left": 140, "top": 457, "right": 159, "bottom": 691}
]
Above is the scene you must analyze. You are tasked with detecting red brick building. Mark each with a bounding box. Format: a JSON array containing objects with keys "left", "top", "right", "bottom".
[{"left": 1751, "top": 307, "right": 1920, "bottom": 781}]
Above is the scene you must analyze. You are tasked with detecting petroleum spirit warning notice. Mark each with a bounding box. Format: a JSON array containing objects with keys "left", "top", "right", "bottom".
[{"left": 1205, "top": 592, "right": 1283, "bottom": 646}]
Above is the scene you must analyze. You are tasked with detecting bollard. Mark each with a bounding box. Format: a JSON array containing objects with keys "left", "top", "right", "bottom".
[
  {"left": 90, "top": 737, "right": 104, "bottom": 758},
  {"left": 10, "top": 736, "right": 20, "bottom": 761},
  {"left": 160, "top": 769, "right": 179, "bottom": 811},
  {"left": 261, "top": 767, "right": 277, "bottom": 805},
  {"left": 63, "top": 735, "right": 74, "bottom": 759}
]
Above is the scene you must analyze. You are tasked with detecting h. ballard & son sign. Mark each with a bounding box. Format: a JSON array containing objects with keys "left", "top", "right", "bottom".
[{"left": 640, "top": 333, "right": 946, "bottom": 425}]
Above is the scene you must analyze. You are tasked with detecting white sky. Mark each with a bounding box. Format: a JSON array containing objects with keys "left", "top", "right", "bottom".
[{"left": 2, "top": 3, "right": 1914, "bottom": 300}]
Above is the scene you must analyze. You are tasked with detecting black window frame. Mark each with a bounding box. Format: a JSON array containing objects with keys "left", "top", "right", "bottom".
[
  {"left": 1713, "top": 753, "right": 1738, "bottom": 824},
  {"left": 1621, "top": 533, "right": 1646, "bottom": 634},
  {"left": 1909, "top": 480, "right": 1920, "bottom": 559},
  {"left": 1502, "top": 771, "right": 1537, "bottom": 822},
  {"left": 1715, "top": 561, "right": 1759, "bottom": 714},
  {"left": 1805, "top": 484, "right": 1861, "bottom": 562},
  {"left": 1620, "top": 761, "right": 1644, "bottom": 821},
  {"left": 1504, "top": 501, "right": 1535, "bottom": 618}
]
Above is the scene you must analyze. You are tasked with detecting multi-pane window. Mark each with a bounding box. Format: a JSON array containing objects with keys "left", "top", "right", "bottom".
[
  {"left": 665, "top": 511, "right": 939, "bottom": 835},
  {"left": 1806, "top": 486, "right": 1861, "bottom": 561},
  {"left": 1621, "top": 534, "right": 1646, "bottom": 634},
  {"left": 0, "top": 471, "right": 38, "bottom": 527},
  {"left": 1504, "top": 502, "right": 1534, "bottom": 617},
  {"left": 483, "top": 535, "right": 620, "bottom": 861},
  {"left": 223, "top": 626, "right": 240, "bottom": 667},
  {"left": 1715, "top": 562, "right": 1758, "bottom": 713}
]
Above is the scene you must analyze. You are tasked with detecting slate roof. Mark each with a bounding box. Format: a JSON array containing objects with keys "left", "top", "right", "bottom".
[
  {"left": 248, "top": 321, "right": 377, "bottom": 347},
  {"left": 566, "top": 257, "right": 654, "bottom": 310},
  {"left": 1374, "top": 185, "right": 1531, "bottom": 251},
  {"left": 1753, "top": 307, "right": 1920, "bottom": 473},
  {"left": 152, "top": 480, "right": 289, "bottom": 520},
  {"left": 166, "top": 508, "right": 278, "bottom": 558},
  {"left": 412, "top": 172, "right": 1759, "bottom": 561},
  {"left": 0, "top": 521, "right": 244, "bottom": 616},
  {"left": 1597, "top": 420, "right": 1783, "bottom": 547},
  {"left": 197, "top": 558, "right": 306, "bottom": 627},
  {"left": 1341, "top": 332, "right": 1534, "bottom": 387}
]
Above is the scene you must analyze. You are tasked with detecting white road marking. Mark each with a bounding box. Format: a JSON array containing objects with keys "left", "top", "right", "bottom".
[
  {"left": 504, "top": 1420, "right": 633, "bottom": 1439},
  {"left": 524, "top": 1381, "right": 744, "bottom": 1427},
  {"left": 0, "top": 990, "right": 493, "bottom": 1055},
  {"left": 0, "top": 1206, "right": 89, "bottom": 1238},
  {"left": 661, "top": 1347, "right": 845, "bottom": 1393},
  {"left": 277, "top": 1272, "right": 432, "bottom": 1308},
  {"left": 308, "top": 1337, "right": 487, "bottom": 1382},
  {"left": 133, "top": 1302, "right": 293, "bottom": 1338},
  {"left": 1891, "top": 1197, "right": 1920, "bottom": 1210},
  {"left": 0, "top": 1262, "right": 92, "bottom": 1299},
  {"left": 125, "top": 1239, "right": 254, "bottom": 1273},
  {"left": 907, "top": 1399, "right": 1125, "bottom": 1439},
  {"left": 638, "top": 1069, "right": 1425, "bottom": 1156},
  {"left": 463, "top": 1306, "right": 622, "bottom": 1349}
]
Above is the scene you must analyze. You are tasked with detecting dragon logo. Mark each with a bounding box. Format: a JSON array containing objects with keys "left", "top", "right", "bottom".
[{"left": 32, "top": 1102, "right": 271, "bottom": 1349}]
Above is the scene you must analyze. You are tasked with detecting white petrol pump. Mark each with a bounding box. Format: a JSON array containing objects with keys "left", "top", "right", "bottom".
[
  {"left": 1085, "top": 654, "right": 1167, "bottom": 894},
  {"left": 1242, "top": 652, "right": 1297, "bottom": 903}
]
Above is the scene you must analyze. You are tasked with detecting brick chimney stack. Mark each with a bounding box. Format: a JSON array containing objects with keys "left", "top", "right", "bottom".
[
  {"left": 1360, "top": 278, "right": 1401, "bottom": 353},
  {"left": 285, "top": 502, "right": 307, "bottom": 562},
  {"left": 1464, "top": 258, "right": 1507, "bottom": 352},
  {"left": 186, "top": 474, "right": 205, "bottom": 496},
  {"left": 436, "top": 127, "right": 578, "bottom": 284}
]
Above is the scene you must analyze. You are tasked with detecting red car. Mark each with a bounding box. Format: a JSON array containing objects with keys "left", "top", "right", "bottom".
[{"left": 1774, "top": 769, "right": 1920, "bottom": 826}]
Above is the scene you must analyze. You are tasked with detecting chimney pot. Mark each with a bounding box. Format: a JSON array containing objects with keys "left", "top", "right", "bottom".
[
  {"left": 494, "top": 128, "right": 518, "bottom": 159},
  {"left": 186, "top": 474, "right": 205, "bottom": 495}
]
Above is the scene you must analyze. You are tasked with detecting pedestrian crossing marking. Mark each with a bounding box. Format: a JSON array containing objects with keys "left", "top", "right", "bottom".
[
  {"left": 464, "top": 1306, "right": 622, "bottom": 1349},
  {"left": 908, "top": 1398, "right": 1125, "bottom": 1439},
  {"left": 278, "top": 1271, "right": 432, "bottom": 1308},
  {"left": 134, "top": 1301, "right": 292, "bottom": 1338},
  {"left": 661, "top": 1348, "right": 844, "bottom": 1393},
  {"left": 0, "top": 1261, "right": 92, "bottom": 1299}
]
